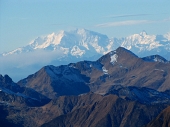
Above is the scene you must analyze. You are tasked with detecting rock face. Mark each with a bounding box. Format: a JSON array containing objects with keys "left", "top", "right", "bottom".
[
  {"left": 18, "top": 65, "right": 90, "bottom": 99},
  {"left": 105, "top": 85, "right": 170, "bottom": 104},
  {"left": 41, "top": 94, "right": 166, "bottom": 127},
  {"left": 146, "top": 106, "right": 170, "bottom": 127},
  {"left": 0, "top": 74, "right": 50, "bottom": 107},
  {"left": 1, "top": 47, "right": 170, "bottom": 127}
]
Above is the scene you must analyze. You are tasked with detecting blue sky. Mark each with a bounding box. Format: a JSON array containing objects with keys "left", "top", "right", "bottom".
[{"left": 0, "top": 0, "right": 170, "bottom": 53}]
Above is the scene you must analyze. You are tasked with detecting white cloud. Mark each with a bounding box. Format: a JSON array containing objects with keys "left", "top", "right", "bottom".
[
  {"left": 105, "top": 14, "right": 152, "bottom": 18},
  {"left": 96, "top": 17, "right": 170, "bottom": 28},
  {"left": 96, "top": 20, "right": 153, "bottom": 27}
]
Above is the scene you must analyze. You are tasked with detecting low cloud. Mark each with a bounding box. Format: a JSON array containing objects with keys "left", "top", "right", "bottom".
[
  {"left": 0, "top": 49, "right": 64, "bottom": 81},
  {"left": 1, "top": 50, "right": 64, "bottom": 67}
]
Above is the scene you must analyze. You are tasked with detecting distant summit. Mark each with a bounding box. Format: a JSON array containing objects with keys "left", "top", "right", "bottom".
[{"left": 3, "top": 29, "right": 113, "bottom": 57}]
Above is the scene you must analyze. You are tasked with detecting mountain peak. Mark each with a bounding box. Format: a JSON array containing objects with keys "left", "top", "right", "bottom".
[
  {"left": 142, "top": 55, "right": 168, "bottom": 63},
  {"left": 139, "top": 30, "right": 147, "bottom": 36},
  {"left": 115, "top": 47, "right": 138, "bottom": 58},
  {"left": 76, "top": 28, "right": 87, "bottom": 34},
  {"left": 97, "top": 47, "right": 138, "bottom": 68},
  {"left": 0, "top": 74, "right": 13, "bottom": 84}
]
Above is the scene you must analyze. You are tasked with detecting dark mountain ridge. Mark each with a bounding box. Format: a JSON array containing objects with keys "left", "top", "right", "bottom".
[{"left": 0, "top": 74, "right": 50, "bottom": 107}]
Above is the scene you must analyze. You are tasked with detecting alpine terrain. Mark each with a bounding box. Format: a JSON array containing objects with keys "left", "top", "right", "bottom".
[{"left": 0, "top": 47, "right": 170, "bottom": 127}]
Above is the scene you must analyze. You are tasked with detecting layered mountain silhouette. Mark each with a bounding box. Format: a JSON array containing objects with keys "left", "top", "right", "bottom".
[
  {"left": 1, "top": 29, "right": 170, "bottom": 82},
  {"left": 18, "top": 47, "right": 170, "bottom": 98},
  {"left": 0, "top": 47, "right": 170, "bottom": 127}
]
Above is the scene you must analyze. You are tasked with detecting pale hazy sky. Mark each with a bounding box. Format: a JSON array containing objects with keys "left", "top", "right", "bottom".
[{"left": 0, "top": 0, "right": 170, "bottom": 53}]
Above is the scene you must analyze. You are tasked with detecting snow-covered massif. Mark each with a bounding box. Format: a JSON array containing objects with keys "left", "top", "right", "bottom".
[
  {"left": 2, "top": 29, "right": 113, "bottom": 57},
  {"left": 0, "top": 29, "right": 170, "bottom": 81}
]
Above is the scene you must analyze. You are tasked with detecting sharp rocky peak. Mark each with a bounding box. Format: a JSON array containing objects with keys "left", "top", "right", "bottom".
[{"left": 0, "top": 74, "right": 13, "bottom": 84}]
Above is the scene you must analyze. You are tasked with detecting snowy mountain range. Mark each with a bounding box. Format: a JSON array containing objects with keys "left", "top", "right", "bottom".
[
  {"left": 0, "top": 29, "right": 170, "bottom": 81},
  {"left": 2, "top": 29, "right": 170, "bottom": 58}
]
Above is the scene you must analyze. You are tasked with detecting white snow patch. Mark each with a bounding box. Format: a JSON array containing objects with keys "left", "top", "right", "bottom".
[
  {"left": 154, "top": 69, "right": 164, "bottom": 72},
  {"left": 164, "top": 32, "right": 170, "bottom": 41},
  {"left": 34, "top": 31, "right": 64, "bottom": 49},
  {"left": 88, "top": 61, "right": 103, "bottom": 70},
  {"left": 60, "top": 47, "right": 69, "bottom": 54},
  {"left": 71, "top": 45, "right": 85, "bottom": 57},
  {"left": 69, "top": 64, "right": 76, "bottom": 68},
  {"left": 102, "top": 66, "right": 108, "bottom": 74},
  {"left": 110, "top": 54, "right": 118, "bottom": 64},
  {"left": 0, "top": 87, "right": 15, "bottom": 94},
  {"left": 3, "top": 48, "right": 23, "bottom": 56},
  {"left": 153, "top": 57, "right": 165, "bottom": 63}
]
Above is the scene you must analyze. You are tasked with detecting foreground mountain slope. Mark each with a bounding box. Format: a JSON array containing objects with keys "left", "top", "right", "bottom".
[
  {"left": 0, "top": 93, "right": 102, "bottom": 127},
  {"left": 146, "top": 106, "right": 170, "bottom": 127},
  {"left": 1, "top": 87, "right": 170, "bottom": 127},
  {"left": 147, "top": 107, "right": 170, "bottom": 127},
  {"left": 106, "top": 85, "right": 170, "bottom": 104},
  {"left": 41, "top": 94, "right": 167, "bottom": 127}
]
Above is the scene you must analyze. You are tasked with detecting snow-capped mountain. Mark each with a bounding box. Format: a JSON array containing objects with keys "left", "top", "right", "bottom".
[
  {"left": 2, "top": 29, "right": 114, "bottom": 58},
  {"left": 1, "top": 29, "right": 170, "bottom": 81},
  {"left": 120, "top": 31, "right": 170, "bottom": 59},
  {"left": 2, "top": 29, "right": 170, "bottom": 60}
]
